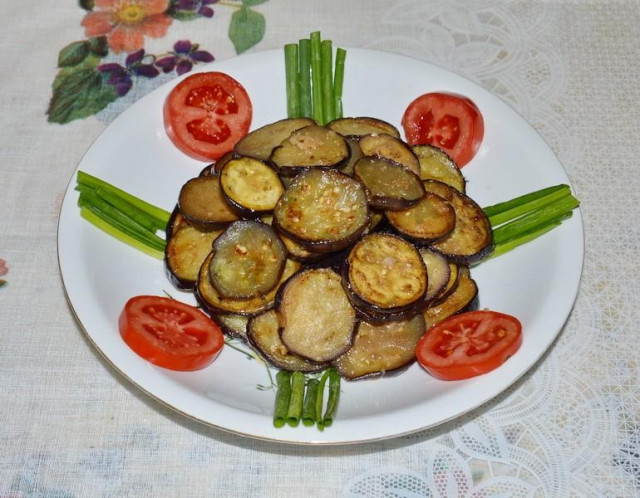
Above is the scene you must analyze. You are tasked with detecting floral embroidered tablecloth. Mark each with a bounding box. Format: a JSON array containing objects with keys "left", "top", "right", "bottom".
[{"left": 2, "top": 1, "right": 640, "bottom": 496}]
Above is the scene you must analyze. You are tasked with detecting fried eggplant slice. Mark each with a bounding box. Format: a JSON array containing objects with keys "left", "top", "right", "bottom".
[
  {"left": 345, "top": 233, "right": 428, "bottom": 314},
  {"left": 422, "top": 265, "right": 478, "bottom": 328},
  {"left": 234, "top": 117, "right": 315, "bottom": 161},
  {"left": 248, "top": 310, "right": 328, "bottom": 372},
  {"left": 412, "top": 144, "right": 466, "bottom": 192},
  {"left": 327, "top": 117, "right": 401, "bottom": 140},
  {"left": 209, "top": 221, "right": 287, "bottom": 299},
  {"left": 215, "top": 313, "right": 249, "bottom": 342},
  {"left": 269, "top": 124, "right": 350, "bottom": 176},
  {"left": 422, "top": 180, "right": 493, "bottom": 264},
  {"left": 419, "top": 247, "right": 452, "bottom": 302},
  {"left": 278, "top": 268, "right": 356, "bottom": 363},
  {"left": 358, "top": 133, "right": 421, "bottom": 175},
  {"left": 178, "top": 176, "right": 239, "bottom": 230},
  {"left": 273, "top": 169, "right": 369, "bottom": 253},
  {"left": 353, "top": 156, "right": 425, "bottom": 211},
  {"left": 219, "top": 157, "right": 284, "bottom": 216},
  {"left": 385, "top": 191, "right": 456, "bottom": 243},
  {"left": 165, "top": 224, "right": 221, "bottom": 290},
  {"left": 333, "top": 314, "right": 426, "bottom": 380}
]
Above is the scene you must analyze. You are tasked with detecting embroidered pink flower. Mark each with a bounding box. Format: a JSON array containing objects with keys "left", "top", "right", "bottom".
[
  {"left": 82, "top": 0, "right": 173, "bottom": 54},
  {"left": 0, "top": 258, "right": 8, "bottom": 285}
]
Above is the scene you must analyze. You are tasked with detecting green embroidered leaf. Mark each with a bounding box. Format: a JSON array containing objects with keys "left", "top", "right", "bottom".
[
  {"left": 47, "top": 56, "right": 118, "bottom": 124},
  {"left": 79, "top": 0, "right": 94, "bottom": 11},
  {"left": 58, "top": 41, "right": 90, "bottom": 68},
  {"left": 88, "top": 36, "right": 109, "bottom": 57},
  {"left": 241, "top": 0, "right": 268, "bottom": 6},
  {"left": 229, "top": 7, "right": 265, "bottom": 54}
]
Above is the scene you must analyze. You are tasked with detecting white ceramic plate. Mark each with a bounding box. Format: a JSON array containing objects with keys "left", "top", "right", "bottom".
[{"left": 58, "top": 48, "right": 584, "bottom": 444}]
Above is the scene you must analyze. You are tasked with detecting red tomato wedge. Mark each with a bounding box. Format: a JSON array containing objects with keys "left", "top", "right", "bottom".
[
  {"left": 163, "top": 72, "right": 252, "bottom": 161},
  {"left": 402, "top": 92, "right": 484, "bottom": 167},
  {"left": 416, "top": 310, "right": 522, "bottom": 380},
  {"left": 119, "top": 295, "right": 224, "bottom": 371}
]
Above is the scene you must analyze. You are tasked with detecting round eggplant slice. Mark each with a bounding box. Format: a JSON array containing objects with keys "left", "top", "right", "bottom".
[
  {"left": 197, "top": 253, "right": 301, "bottom": 316},
  {"left": 219, "top": 157, "right": 284, "bottom": 216},
  {"left": 346, "top": 233, "right": 428, "bottom": 313},
  {"left": 358, "top": 133, "right": 421, "bottom": 175},
  {"left": 165, "top": 204, "right": 189, "bottom": 239},
  {"left": 214, "top": 313, "right": 249, "bottom": 341},
  {"left": 354, "top": 156, "right": 425, "bottom": 211},
  {"left": 248, "top": 310, "right": 327, "bottom": 373},
  {"left": 234, "top": 117, "right": 315, "bottom": 161},
  {"left": 209, "top": 151, "right": 234, "bottom": 175},
  {"left": 333, "top": 314, "right": 426, "bottom": 380},
  {"left": 422, "top": 265, "right": 478, "bottom": 329},
  {"left": 385, "top": 191, "right": 456, "bottom": 243},
  {"left": 422, "top": 180, "right": 493, "bottom": 264},
  {"left": 178, "top": 176, "right": 239, "bottom": 230},
  {"left": 327, "top": 117, "right": 401, "bottom": 140},
  {"left": 273, "top": 169, "right": 369, "bottom": 253},
  {"left": 269, "top": 124, "right": 350, "bottom": 176},
  {"left": 419, "top": 247, "right": 452, "bottom": 302},
  {"left": 412, "top": 144, "right": 466, "bottom": 193},
  {"left": 340, "top": 137, "right": 363, "bottom": 177},
  {"left": 209, "top": 221, "right": 287, "bottom": 299},
  {"left": 279, "top": 268, "right": 356, "bottom": 363},
  {"left": 165, "top": 224, "right": 222, "bottom": 290}
]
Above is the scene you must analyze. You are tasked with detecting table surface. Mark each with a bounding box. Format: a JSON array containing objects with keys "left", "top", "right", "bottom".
[{"left": 2, "top": 1, "right": 638, "bottom": 496}]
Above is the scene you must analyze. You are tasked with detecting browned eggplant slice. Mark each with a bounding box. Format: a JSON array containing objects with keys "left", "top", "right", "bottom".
[
  {"left": 385, "top": 191, "right": 456, "bottom": 243},
  {"left": 278, "top": 268, "right": 356, "bottom": 363},
  {"left": 419, "top": 247, "right": 452, "bottom": 302},
  {"left": 234, "top": 117, "right": 315, "bottom": 161},
  {"left": 248, "top": 310, "right": 328, "bottom": 372},
  {"left": 340, "top": 137, "right": 363, "bottom": 176},
  {"left": 209, "top": 151, "right": 234, "bottom": 175},
  {"left": 345, "top": 233, "right": 428, "bottom": 314},
  {"left": 333, "top": 314, "right": 426, "bottom": 380},
  {"left": 209, "top": 221, "right": 287, "bottom": 299},
  {"left": 197, "top": 253, "right": 300, "bottom": 316},
  {"left": 412, "top": 144, "right": 466, "bottom": 192},
  {"left": 353, "top": 156, "right": 425, "bottom": 211},
  {"left": 358, "top": 133, "right": 421, "bottom": 175},
  {"left": 178, "top": 176, "right": 239, "bottom": 230},
  {"left": 219, "top": 157, "right": 284, "bottom": 216},
  {"left": 269, "top": 124, "right": 350, "bottom": 176},
  {"left": 422, "top": 265, "right": 478, "bottom": 328},
  {"left": 165, "top": 205, "right": 189, "bottom": 239},
  {"left": 327, "top": 117, "right": 401, "bottom": 140},
  {"left": 273, "top": 169, "right": 369, "bottom": 253},
  {"left": 165, "top": 224, "right": 221, "bottom": 290},
  {"left": 422, "top": 180, "right": 493, "bottom": 264},
  {"left": 214, "top": 313, "right": 249, "bottom": 341}
]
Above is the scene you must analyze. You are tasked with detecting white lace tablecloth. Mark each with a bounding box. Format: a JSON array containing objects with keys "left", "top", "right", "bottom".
[{"left": 1, "top": 1, "right": 638, "bottom": 496}]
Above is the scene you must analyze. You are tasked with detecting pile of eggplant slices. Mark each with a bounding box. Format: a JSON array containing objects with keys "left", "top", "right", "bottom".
[{"left": 165, "top": 117, "right": 493, "bottom": 380}]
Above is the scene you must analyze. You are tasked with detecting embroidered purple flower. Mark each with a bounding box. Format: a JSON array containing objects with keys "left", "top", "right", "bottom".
[
  {"left": 98, "top": 48, "right": 160, "bottom": 96},
  {"left": 155, "top": 40, "right": 214, "bottom": 76},
  {"left": 170, "top": 0, "right": 218, "bottom": 18},
  {"left": 0, "top": 258, "right": 8, "bottom": 286}
]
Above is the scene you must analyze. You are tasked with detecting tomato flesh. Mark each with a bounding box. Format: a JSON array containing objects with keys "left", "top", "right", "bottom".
[
  {"left": 416, "top": 310, "right": 522, "bottom": 380},
  {"left": 164, "top": 72, "right": 252, "bottom": 162},
  {"left": 119, "top": 295, "right": 224, "bottom": 371},
  {"left": 402, "top": 92, "right": 484, "bottom": 167}
]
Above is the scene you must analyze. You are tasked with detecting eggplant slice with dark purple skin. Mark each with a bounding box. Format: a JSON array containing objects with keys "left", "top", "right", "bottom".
[
  {"left": 178, "top": 176, "right": 240, "bottom": 230},
  {"left": 422, "top": 180, "right": 493, "bottom": 264},
  {"left": 269, "top": 124, "right": 350, "bottom": 176},
  {"left": 419, "top": 247, "right": 452, "bottom": 303},
  {"left": 327, "top": 116, "right": 401, "bottom": 140},
  {"left": 385, "top": 191, "right": 456, "bottom": 243},
  {"left": 358, "top": 133, "right": 421, "bottom": 175},
  {"left": 165, "top": 224, "right": 221, "bottom": 290},
  {"left": 412, "top": 144, "right": 466, "bottom": 193},
  {"left": 273, "top": 168, "right": 370, "bottom": 253},
  {"left": 248, "top": 310, "right": 328, "bottom": 372},
  {"left": 214, "top": 313, "right": 250, "bottom": 342},
  {"left": 219, "top": 157, "right": 284, "bottom": 217},
  {"left": 422, "top": 265, "right": 478, "bottom": 329},
  {"left": 345, "top": 233, "right": 428, "bottom": 315},
  {"left": 333, "top": 314, "right": 426, "bottom": 380},
  {"left": 234, "top": 117, "right": 315, "bottom": 161},
  {"left": 209, "top": 221, "right": 287, "bottom": 299},
  {"left": 278, "top": 267, "right": 356, "bottom": 363},
  {"left": 353, "top": 156, "right": 425, "bottom": 211}
]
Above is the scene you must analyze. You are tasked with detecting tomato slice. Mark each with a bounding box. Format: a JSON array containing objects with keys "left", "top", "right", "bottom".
[
  {"left": 416, "top": 310, "right": 522, "bottom": 380},
  {"left": 163, "top": 72, "right": 252, "bottom": 161},
  {"left": 401, "top": 92, "right": 484, "bottom": 167},
  {"left": 119, "top": 295, "right": 224, "bottom": 371}
]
